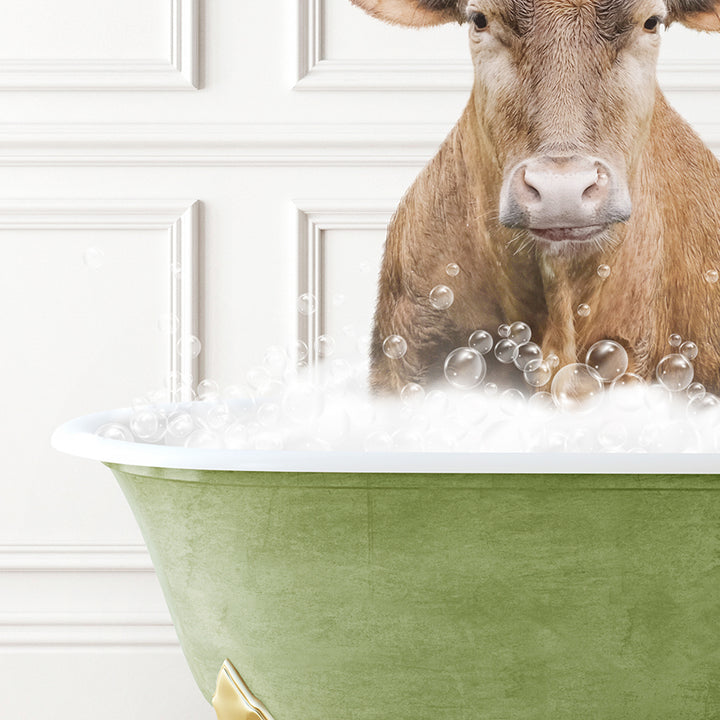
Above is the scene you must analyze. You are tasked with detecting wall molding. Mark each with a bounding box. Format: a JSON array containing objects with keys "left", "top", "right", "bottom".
[
  {"left": 0, "top": 0, "right": 198, "bottom": 90},
  {"left": 0, "top": 200, "right": 200, "bottom": 397},
  {"left": 296, "top": 0, "right": 720, "bottom": 92},
  {"left": 0, "top": 544, "right": 152, "bottom": 572},
  {"left": 294, "top": 200, "right": 395, "bottom": 361}
]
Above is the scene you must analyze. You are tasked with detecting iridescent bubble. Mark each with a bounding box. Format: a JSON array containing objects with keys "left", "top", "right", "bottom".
[
  {"left": 585, "top": 340, "right": 628, "bottom": 383},
  {"left": 500, "top": 388, "right": 525, "bottom": 416},
  {"left": 546, "top": 353, "right": 560, "bottom": 369},
  {"left": 669, "top": 333, "right": 682, "bottom": 347},
  {"left": 401, "top": 382, "right": 425, "bottom": 408},
  {"left": 83, "top": 247, "right": 105, "bottom": 269},
  {"left": 157, "top": 314, "right": 179, "bottom": 335},
  {"left": 577, "top": 303, "right": 591, "bottom": 317},
  {"left": 96, "top": 423, "right": 133, "bottom": 442},
  {"left": 443, "top": 347, "right": 487, "bottom": 389},
  {"left": 687, "top": 382, "right": 706, "bottom": 401},
  {"left": 429, "top": 285, "right": 454, "bottom": 310},
  {"left": 524, "top": 359, "right": 552, "bottom": 387},
  {"left": 468, "top": 330, "right": 493, "bottom": 355},
  {"left": 656, "top": 353, "right": 694, "bottom": 392},
  {"left": 446, "top": 262, "right": 460, "bottom": 277},
  {"left": 610, "top": 372, "right": 646, "bottom": 411},
  {"left": 297, "top": 293, "right": 317, "bottom": 316},
  {"left": 130, "top": 408, "right": 161, "bottom": 440},
  {"left": 315, "top": 335, "right": 336, "bottom": 358},
  {"left": 383, "top": 334, "right": 408, "bottom": 360},
  {"left": 167, "top": 412, "right": 194, "bottom": 439},
  {"left": 185, "top": 429, "right": 221, "bottom": 449},
  {"left": 680, "top": 341, "right": 698, "bottom": 360},
  {"left": 508, "top": 321, "right": 532, "bottom": 346},
  {"left": 514, "top": 342, "right": 542, "bottom": 371},
  {"left": 597, "top": 264, "right": 611, "bottom": 279},
  {"left": 282, "top": 383, "right": 324, "bottom": 424},
  {"left": 494, "top": 338, "right": 519, "bottom": 364},
  {"left": 197, "top": 379, "right": 220, "bottom": 400},
  {"left": 498, "top": 324, "right": 510, "bottom": 338},
  {"left": 551, "top": 363, "right": 604, "bottom": 412},
  {"left": 705, "top": 269, "right": 719, "bottom": 284},
  {"left": 177, "top": 335, "right": 202, "bottom": 359}
]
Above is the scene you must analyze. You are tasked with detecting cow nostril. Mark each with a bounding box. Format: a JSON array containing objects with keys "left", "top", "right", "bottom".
[{"left": 520, "top": 168, "right": 542, "bottom": 201}]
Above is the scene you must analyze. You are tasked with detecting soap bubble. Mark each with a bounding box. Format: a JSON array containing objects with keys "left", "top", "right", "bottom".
[
  {"left": 585, "top": 340, "right": 628, "bottom": 383},
  {"left": 500, "top": 388, "right": 525, "bottom": 416},
  {"left": 297, "top": 293, "right": 317, "bottom": 315},
  {"left": 546, "top": 353, "right": 560, "bottom": 369},
  {"left": 157, "top": 314, "right": 179, "bottom": 335},
  {"left": 680, "top": 341, "right": 698, "bottom": 360},
  {"left": 494, "top": 338, "right": 519, "bottom": 364},
  {"left": 468, "top": 330, "right": 493, "bottom": 355},
  {"left": 177, "top": 335, "right": 202, "bottom": 359},
  {"left": 644, "top": 383, "right": 672, "bottom": 411},
  {"left": 96, "top": 423, "right": 133, "bottom": 441},
  {"left": 83, "top": 247, "right": 105, "bottom": 269},
  {"left": 315, "top": 335, "right": 335, "bottom": 358},
  {"left": 484, "top": 382, "right": 498, "bottom": 396},
  {"left": 444, "top": 347, "right": 487, "bottom": 389},
  {"left": 166, "top": 412, "right": 194, "bottom": 439},
  {"left": 508, "top": 322, "right": 532, "bottom": 346},
  {"left": 185, "top": 429, "right": 221, "bottom": 449},
  {"left": 514, "top": 342, "right": 542, "bottom": 371},
  {"left": 656, "top": 353, "right": 694, "bottom": 392},
  {"left": 498, "top": 324, "right": 510, "bottom": 338},
  {"left": 687, "top": 393, "right": 720, "bottom": 416},
  {"left": 224, "top": 422, "right": 249, "bottom": 449},
  {"left": 130, "top": 409, "right": 163, "bottom": 440},
  {"left": 282, "top": 383, "right": 324, "bottom": 424},
  {"left": 597, "top": 264, "right": 611, "bottom": 279},
  {"left": 383, "top": 334, "right": 408, "bottom": 360},
  {"left": 197, "top": 379, "right": 220, "bottom": 400},
  {"left": 610, "top": 373, "right": 646, "bottom": 410},
  {"left": 577, "top": 303, "right": 591, "bottom": 317},
  {"left": 425, "top": 389, "right": 450, "bottom": 414},
  {"left": 246, "top": 366, "right": 272, "bottom": 393},
  {"left": 429, "top": 285, "right": 454, "bottom": 310},
  {"left": 551, "top": 363, "right": 604, "bottom": 412},
  {"left": 400, "top": 382, "right": 425, "bottom": 408},
  {"left": 705, "top": 269, "right": 719, "bottom": 283},
  {"left": 687, "top": 382, "right": 706, "bottom": 401},
  {"left": 257, "top": 402, "right": 281, "bottom": 428},
  {"left": 668, "top": 333, "right": 682, "bottom": 347},
  {"left": 528, "top": 391, "right": 555, "bottom": 414},
  {"left": 263, "top": 346, "right": 288, "bottom": 377},
  {"left": 295, "top": 340, "right": 309, "bottom": 363},
  {"left": 524, "top": 359, "right": 552, "bottom": 387},
  {"left": 446, "top": 262, "right": 460, "bottom": 276},
  {"left": 207, "top": 403, "right": 234, "bottom": 431}
]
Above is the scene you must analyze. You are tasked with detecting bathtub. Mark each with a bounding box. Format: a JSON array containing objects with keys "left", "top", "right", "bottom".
[{"left": 52, "top": 408, "right": 720, "bottom": 720}]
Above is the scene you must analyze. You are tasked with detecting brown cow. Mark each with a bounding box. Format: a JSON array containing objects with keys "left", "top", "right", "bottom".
[{"left": 351, "top": 0, "right": 720, "bottom": 395}]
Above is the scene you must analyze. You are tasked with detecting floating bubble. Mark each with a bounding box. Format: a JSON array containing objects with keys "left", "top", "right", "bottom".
[
  {"left": 484, "top": 382, "right": 498, "bottom": 396},
  {"left": 687, "top": 382, "right": 706, "bottom": 401},
  {"left": 197, "top": 379, "right": 220, "bottom": 400},
  {"left": 656, "top": 353, "right": 694, "bottom": 392},
  {"left": 546, "top": 353, "right": 560, "bottom": 369},
  {"left": 401, "top": 382, "right": 425, "bottom": 408},
  {"left": 177, "top": 335, "right": 201, "bottom": 359},
  {"left": 263, "top": 346, "right": 288, "bottom": 377},
  {"left": 585, "top": 340, "right": 628, "bottom": 383},
  {"left": 383, "top": 334, "right": 408, "bottom": 360},
  {"left": 687, "top": 393, "right": 720, "bottom": 417},
  {"left": 498, "top": 324, "right": 510, "bottom": 338},
  {"left": 167, "top": 412, "right": 194, "bottom": 439},
  {"left": 96, "top": 423, "right": 133, "bottom": 442},
  {"left": 446, "top": 262, "right": 460, "bottom": 277},
  {"left": 577, "top": 303, "right": 591, "bottom": 317},
  {"left": 295, "top": 340, "right": 309, "bottom": 363},
  {"left": 508, "top": 321, "right": 532, "bottom": 346},
  {"left": 207, "top": 403, "right": 234, "bottom": 431},
  {"left": 610, "top": 372, "right": 646, "bottom": 410},
  {"left": 157, "top": 314, "right": 179, "bottom": 335},
  {"left": 528, "top": 391, "right": 555, "bottom": 414},
  {"left": 425, "top": 389, "right": 450, "bottom": 414},
  {"left": 83, "top": 247, "right": 105, "bottom": 269},
  {"left": 705, "top": 269, "right": 719, "bottom": 284},
  {"left": 468, "top": 330, "right": 493, "bottom": 355},
  {"left": 185, "top": 429, "right": 221, "bottom": 449},
  {"left": 500, "top": 388, "right": 525, "bottom": 416},
  {"left": 524, "top": 359, "right": 552, "bottom": 387},
  {"left": 494, "top": 338, "right": 519, "bottom": 364},
  {"left": 444, "top": 347, "right": 487, "bottom": 389},
  {"left": 246, "top": 367, "right": 272, "bottom": 393},
  {"left": 597, "top": 264, "right": 611, "bottom": 279},
  {"left": 514, "top": 342, "right": 542, "bottom": 371},
  {"left": 297, "top": 293, "right": 317, "bottom": 316},
  {"left": 130, "top": 408, "right": 162, "bottom": 440},
  {"left": 257, "top": 402, "right": 281, "bottom": 428},
  {"left": 551, "top": 363, "right": 604, "bottom": 412},
  {"left": 429, "top": 285, "right": 454, "bottom": 310},
  {"left": 316, "top": 335, "right": 336, "bottom": 358},
  {"left": 680, "top": 341, "right": 698, "bottom": 360},
  {"left": 668, "top": 333, "right": 682, "bottom": 347}
]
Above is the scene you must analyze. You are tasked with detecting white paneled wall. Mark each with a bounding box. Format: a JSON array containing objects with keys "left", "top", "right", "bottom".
[{"left": 0, "top": 1, "right": 717, "bottom": 718}]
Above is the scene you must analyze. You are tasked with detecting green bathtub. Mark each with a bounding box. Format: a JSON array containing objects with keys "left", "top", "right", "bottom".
[{"left": 53, "top": 411, "right": 720, "bottom": 719}]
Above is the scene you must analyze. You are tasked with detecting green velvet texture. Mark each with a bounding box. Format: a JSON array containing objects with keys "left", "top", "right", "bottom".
[{"left": 107, "top": 464, "right": 720, "bottom": 719}]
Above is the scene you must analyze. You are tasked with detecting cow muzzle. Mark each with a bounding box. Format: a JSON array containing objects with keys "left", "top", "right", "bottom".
[{"left": 498, "top": 155, "right": 632, "bottom": 247}]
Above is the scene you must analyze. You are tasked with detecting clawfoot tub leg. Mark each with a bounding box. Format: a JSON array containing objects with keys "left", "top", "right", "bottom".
[{"left": 212, "top": 660, "right": 275, "bottom": 720}]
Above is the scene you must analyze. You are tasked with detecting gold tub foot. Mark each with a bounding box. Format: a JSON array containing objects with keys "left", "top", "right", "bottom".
[{"left": 212, "top": 659, "right": 275, "bottom": 720}]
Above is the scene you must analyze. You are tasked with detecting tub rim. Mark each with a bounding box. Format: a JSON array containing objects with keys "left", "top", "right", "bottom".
[{"left": 51, "top": 407, "right": 720, "bottom": 474}]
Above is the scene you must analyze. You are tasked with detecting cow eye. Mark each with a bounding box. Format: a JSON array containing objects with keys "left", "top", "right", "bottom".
[
  {"left": 643, "top": 15, "right": 661, "bottom": 32},
  {"left": 471, "top": 12, "right": 488, "bottom": 30}
]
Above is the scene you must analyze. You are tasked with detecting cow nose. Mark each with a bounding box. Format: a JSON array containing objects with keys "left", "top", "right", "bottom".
[{"left": 499, "top": 155, "right": 631, "bottom": 230}]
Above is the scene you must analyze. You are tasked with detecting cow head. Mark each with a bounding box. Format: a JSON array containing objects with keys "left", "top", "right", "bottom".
[{"left": 351, "top": 0, "right": 720, "bottom": 254}]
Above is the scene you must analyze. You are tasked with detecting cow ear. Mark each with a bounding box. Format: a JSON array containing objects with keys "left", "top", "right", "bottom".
[
  {"left": 350, "top": 0, "right": 463, "bottom": 27},
  {"left": 667, "top": 0, "right": 720, "bottom": 30}
]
